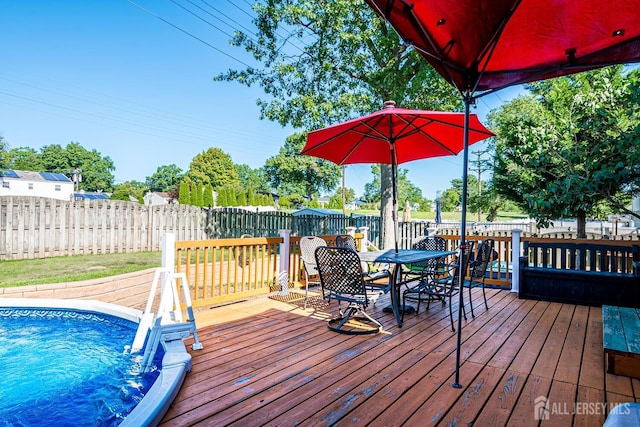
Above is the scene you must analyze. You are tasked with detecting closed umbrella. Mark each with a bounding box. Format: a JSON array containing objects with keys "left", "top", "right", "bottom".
[
  {"left": 402, "top": 199, "right": 411, "bottom": 223},
  {"left": 302, "top": 100, "right": 494, "bottom": 252},
  {"left": 435, "top": 200, "right": 442, "bottom": 224},
  {"left": 365, "top": 0, "right": 640, "bottom": 387}
]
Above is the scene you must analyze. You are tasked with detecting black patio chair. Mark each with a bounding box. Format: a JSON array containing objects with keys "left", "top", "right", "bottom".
[
  {"left": 334, "top": 234, "right": 389, "bottom": 302},
  {"left": 314, "top": 246, "right": 383, "bottom": 335},
  {"left": 402, "top": 236, "right": 447, "bottom": 284},
  {"left": 464, "top": 238, "right": 495, "bottom": 317},
  {"left": 402, "top": 241, "right": 475, "bottom": 332}
]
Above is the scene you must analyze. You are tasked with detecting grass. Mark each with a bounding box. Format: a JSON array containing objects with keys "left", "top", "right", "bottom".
[{"left": 0, "top": 251, "right": 162, "bottom": 288}]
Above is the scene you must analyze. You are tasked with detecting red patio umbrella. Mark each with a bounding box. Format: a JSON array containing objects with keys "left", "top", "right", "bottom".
[
  {"left": 302, "top": 100, "right": 494, "bottom": 252},
  {"left": 365, "top": 0, "right": 640, "bottom": 387}
]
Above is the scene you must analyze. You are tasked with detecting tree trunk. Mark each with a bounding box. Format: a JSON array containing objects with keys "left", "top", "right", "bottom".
[
  {"left": 576, "top": 210, "right": 587, "bottom": 239},
  {"left": 380, "top": 164, "right": 395, "bottom": 250}
]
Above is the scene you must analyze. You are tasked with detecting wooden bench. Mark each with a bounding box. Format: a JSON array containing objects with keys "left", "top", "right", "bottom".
[{"left": 603, "top": 305, "right": 640, "bottom": 378}]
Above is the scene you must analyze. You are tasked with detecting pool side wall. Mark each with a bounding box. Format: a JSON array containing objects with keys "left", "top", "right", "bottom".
[{"left": 0, "top": 298, "right": 191, "bottom": 427}]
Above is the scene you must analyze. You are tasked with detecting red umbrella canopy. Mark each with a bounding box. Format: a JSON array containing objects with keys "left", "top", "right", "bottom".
[
  {"left": 365, "top": 0, "right": 640, "bottom": 93},
  {"left": 302, "top": 101, "right": 494, "bottom": 166}
]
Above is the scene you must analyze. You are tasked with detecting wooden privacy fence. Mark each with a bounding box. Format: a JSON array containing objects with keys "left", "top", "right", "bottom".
[{"left": 0, "top": 196, "right": 206, "bottom": 260}]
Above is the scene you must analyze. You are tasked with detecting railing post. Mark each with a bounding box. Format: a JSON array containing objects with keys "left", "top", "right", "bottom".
[
  {"left": 161, "top": 232, "right": 175, "bottom": 273},
  {"left": 161, "top": 233, "right": 176, "bottom": 298},
  {"left": 278, "top": 229, "right": 291, "bottom": 295},
  {"left": 358, "top": 226, "right": 369, "bottom": 252},
  {"left": 511, "top": 229, "right": 521, "bottom": 292}
]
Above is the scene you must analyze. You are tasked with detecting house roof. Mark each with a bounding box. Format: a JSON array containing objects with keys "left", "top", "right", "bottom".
[{"left": 1, "top": 169, "right": 72, "bottom": 183}]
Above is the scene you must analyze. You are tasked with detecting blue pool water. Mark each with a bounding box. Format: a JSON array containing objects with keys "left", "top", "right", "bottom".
[{"left": 0, "top": 308, "right": 161, "bottom": 427}]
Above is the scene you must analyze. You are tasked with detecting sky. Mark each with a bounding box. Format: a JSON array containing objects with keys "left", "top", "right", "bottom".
[{"left": 0, "top": 0, "right": 524, "bottom": 200}]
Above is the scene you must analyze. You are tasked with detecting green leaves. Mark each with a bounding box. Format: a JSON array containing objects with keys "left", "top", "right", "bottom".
[{"left": 490, "top": 66, "right": 640, "bottom": 235}]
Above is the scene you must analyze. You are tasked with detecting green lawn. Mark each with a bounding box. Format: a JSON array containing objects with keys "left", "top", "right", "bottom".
[{"left": 0, "top": 251, "right": 162, "bottom": 288}]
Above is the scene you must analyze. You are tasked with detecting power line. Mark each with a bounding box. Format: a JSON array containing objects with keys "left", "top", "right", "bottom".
[
  {"left": 170, "top": 0, "right": 238, "bottom": 40},
  {"left": 126, "top": 0, "right": 254, "bottom": 68},
  {"left": 197, "top": 0, "right": 259, "bottom": 38}
]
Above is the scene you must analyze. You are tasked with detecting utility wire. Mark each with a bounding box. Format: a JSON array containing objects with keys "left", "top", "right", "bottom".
[
  {"left": 171, "top": 0, "right": 237, "bottom": 40},
  {"left": 197, "top": 0, "right": 259, "bottom": 38},
  {"left": 126, "top": 0, "right": 253, "bottom": 68}
]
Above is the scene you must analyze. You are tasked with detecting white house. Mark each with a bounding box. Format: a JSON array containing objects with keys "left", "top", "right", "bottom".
[
  {"left": 0, "top": 169, "right": 74, "bottom": 201},
  {"left": 143, "top": 191, "right": 174, "bottom": 206}
]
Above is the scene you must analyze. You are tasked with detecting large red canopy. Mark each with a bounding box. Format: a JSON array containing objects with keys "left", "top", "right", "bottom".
[
  {"left": 365, "top": 0, "right": 640, "bottom": 93},
  {"left": 363, "top": 0, "right": 640, "bottom": 387}
]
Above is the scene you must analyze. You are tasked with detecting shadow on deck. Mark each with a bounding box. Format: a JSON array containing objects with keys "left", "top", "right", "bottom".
[{"left": 162, "top": 288, "right": 640, "bottom": 426}]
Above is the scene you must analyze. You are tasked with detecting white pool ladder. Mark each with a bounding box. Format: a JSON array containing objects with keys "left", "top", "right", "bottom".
[{"left": 131, "top": 267, "right": 203, "bottom": 372}]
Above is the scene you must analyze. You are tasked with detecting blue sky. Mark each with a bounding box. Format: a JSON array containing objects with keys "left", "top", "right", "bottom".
[{"left": 0, "top": 0, "right": 523, "bottom": 200}]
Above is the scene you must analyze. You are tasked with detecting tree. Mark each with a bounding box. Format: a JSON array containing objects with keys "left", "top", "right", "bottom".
[
  {"left": 146, "top": 164, "right": 184, "bottom": 192},
  {"left": 439, "top": 188, "right": 460, "bottom": 212},
  {"left": 3, "top": 142, "right": 114, "bottom": 191},
  {"left": 189, "top": 183, "right": 198, "bottom": 206},
  {"left": 188, "top": 148, "right": 239, "bottom": 189},
  {"left": 237, "top": 190, "right": 247, "bottom": 206},
  {"left": 363, "top": 165, "right": 426, "bottom": 209},
  {"left": 195, "top": 182, "right": 204, "bottom": 207},
  {"left": 40, "top": 142, "right": 115, "bottom": 192},
  {"left": 235, "top": 163, "right": 270, "bottom": 194},
  {"left": 489, "top": 66, "right": 640, "bottom": 237},
  {"left": 203, "top": 183, "right": 214, "bottom": 208},
  {"left": 0, "top": 136, "right": 7, "bottom": 169},
  {"left": 110, "top": 182, "right": 145, "bottom": 202},
  {"left": 328, "top": 187, "right": 356, "bottom": 209},
  {"left": 217, "top": 187, "right": 228, "bottom": 207},
  {"left": 217, "top": 0, "right": 460, "bottom": 249},
  {"left": 3, "top": 146, "right": 43, "bottom": 171},
  {"left": 178, "top": 180, "right": 190, "bottom": 205},
  {"left": 264, "top": 132, "right": 340, "bottom": 200}
]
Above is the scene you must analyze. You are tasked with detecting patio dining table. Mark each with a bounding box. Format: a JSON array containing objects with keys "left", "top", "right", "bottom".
[{"left": 359, "top": 249, "right": 455, "bottom": 327}]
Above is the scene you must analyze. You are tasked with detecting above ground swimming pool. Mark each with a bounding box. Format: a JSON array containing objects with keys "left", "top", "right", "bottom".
[{"left": 0, "top": 298, "right": 192, "bottom": 427}]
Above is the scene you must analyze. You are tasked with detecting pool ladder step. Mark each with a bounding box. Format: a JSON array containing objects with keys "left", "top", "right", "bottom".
[{"left": 131, "top": 268, "right": 204, "bottom": 372}]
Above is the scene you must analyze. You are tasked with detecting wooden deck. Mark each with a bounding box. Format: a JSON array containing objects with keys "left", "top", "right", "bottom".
[{"left": 161, "top": 288, "right": 640, "bottom": 426}]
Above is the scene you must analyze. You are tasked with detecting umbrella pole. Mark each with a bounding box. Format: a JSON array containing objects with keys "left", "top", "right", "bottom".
[
  {"left": 391, "top": 146, "right": 399, "bottom": 253},
  {"left": 453, "top": 93, "right": 472, "bottom": 389}
]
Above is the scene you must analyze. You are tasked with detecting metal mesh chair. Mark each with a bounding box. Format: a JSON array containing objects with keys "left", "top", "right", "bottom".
[
  {"left": 402, "top": 241, "right": 475, "bottom": 332},
  {"left": 299, "top": 236, "right": 327, "bottom": 309},
  {"left": 334, "top": 234, "right": 389, "bottom": 303},
  {"left": 403, "top": 236, "right": 447, "bottom": 284},
  {"left": 465, "top": 238, "right": 495, "bottom": 317},
  {"left": 314, "top": 246, "right": 382, "bottom": 335}
]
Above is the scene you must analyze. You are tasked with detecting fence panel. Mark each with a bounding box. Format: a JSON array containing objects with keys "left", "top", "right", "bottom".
[{"left": 0, "top": 196, "right": 207, "bottom": 260}]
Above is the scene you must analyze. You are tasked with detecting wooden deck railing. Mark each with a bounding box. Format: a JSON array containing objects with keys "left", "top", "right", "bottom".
[
  {"left": 175, "top": 237, "right": 282, "bottom": 308},
  {"left": 176, "top": 233, "right": 519, "bottom": 308},
  {"left": 175, "top": 231, "right": 640, "bottom": 309}
]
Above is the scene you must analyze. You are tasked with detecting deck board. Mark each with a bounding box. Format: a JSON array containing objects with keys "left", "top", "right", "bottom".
[{"left": 159, "top": 287, "right": 635, "bottom": 426}]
